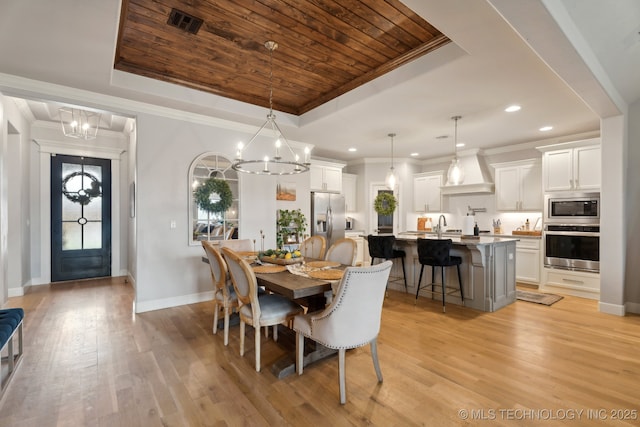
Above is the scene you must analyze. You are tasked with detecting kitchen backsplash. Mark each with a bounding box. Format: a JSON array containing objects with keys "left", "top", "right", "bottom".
[{"left": 406, "top": 193, "right": 542, "bottom": 235}]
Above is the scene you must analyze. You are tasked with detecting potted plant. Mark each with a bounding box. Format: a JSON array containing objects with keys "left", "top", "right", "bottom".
[{"left": 276, "top": 209, "right": 307, "bottom": 249}]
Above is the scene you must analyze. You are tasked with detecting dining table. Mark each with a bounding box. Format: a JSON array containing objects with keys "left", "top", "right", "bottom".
[
  {"left": 202, "top": 253, "right": 344, "bottom": 378},
  {"left": 254, "top": 260, "right": 344, "bottom": 378}
]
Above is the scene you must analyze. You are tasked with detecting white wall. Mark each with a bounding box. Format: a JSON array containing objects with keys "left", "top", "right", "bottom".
[{"left": 624, "top": 99, "right": 640, "bottom": 311}]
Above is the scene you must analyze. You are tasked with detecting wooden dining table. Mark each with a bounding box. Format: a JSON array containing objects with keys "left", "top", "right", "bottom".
[
  {"left": 255, "top": 262, "right": 343, "bottom": 378},
  {"left": 202, "top": 254, "right": 343, "bottom": 378}
]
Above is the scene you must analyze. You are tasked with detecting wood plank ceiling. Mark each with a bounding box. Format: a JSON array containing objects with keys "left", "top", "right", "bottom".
[{"left": 115, "top": 0, "right": 450, "bottom": 116}]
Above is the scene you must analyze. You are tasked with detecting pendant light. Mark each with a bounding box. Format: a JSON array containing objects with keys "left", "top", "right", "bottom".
[
  {"left": 232, "top": 41, "right": 310, "bottom": 175},
  {"left": 447, "top": 115, "right": 465, "bottom": 185},
  {"left": 385, "top": 133, "right": 397, "bottom": 190}
]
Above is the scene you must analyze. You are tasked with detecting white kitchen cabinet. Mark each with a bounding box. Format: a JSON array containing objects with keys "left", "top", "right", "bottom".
[
  {"left": 541, "top": 268, "right": 600, "bottom": 299},
  {"left": 342, "top": 173, "right": 357, "bottom": 212},
  {"left": 541, "top": 142, "right": 600, "bottom": 192},
  {"left": 413, "top": 172, "right": 443, "bottom": 212},
  {"left": 515, "top": 238, "right": 541, "bottom": 284},
  {"left": 493, "top": 160, "right": 542, "bottom": 211},
  {"left": 345, "top": 231, "right": 368, "bottom": 266},
  {"left": 310, "top": 162, "right": 343, "bottom": 192}
]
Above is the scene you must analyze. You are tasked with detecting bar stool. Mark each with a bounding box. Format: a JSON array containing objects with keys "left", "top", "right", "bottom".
[
  {"left": 367, "top": 235, "right": 407, "bottom": 292},
  {"left": 415, "top": 238, "right": 464, "bottom": 312}
]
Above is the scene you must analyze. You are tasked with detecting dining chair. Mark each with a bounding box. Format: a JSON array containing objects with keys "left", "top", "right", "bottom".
[
  {"left": 299, "top": 235, "right": 327, "bottom": 260},
  {"left": 219, "top": 238, "right": 253, "bottom": 252},
  {"left": 293, "top": 260, "right": 393, "bottom": 404},
  {"left": 201, "top": 241, "right": 238, "bottom": 346},
  {"left": 222, "top": 247, "right": 304, "bottom": 372},
  {"left": 325, "top": 238, "right": 358, "bottom": 266}
]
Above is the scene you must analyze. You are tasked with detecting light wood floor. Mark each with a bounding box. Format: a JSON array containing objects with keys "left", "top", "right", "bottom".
[{"left": 1, "top": 277, "right": 639, "bottom": 426}]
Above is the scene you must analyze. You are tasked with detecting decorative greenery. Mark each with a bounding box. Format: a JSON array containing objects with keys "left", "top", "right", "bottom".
[
  {"left": 374, "top": 192, "right": 397, "bottom": 216},
  {"left": 62, "top": 171, "right": 102, "bottom": 205},
  {"left": 276, "top": 209, "right": 307, "bottom": 249},
  {"left": 194, "top": 178, "right": 233, "bottom": 214}
]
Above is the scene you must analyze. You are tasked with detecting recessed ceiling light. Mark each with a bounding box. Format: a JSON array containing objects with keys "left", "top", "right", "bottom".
[
  {"left": 539, "top": 126, "right": 553, "bottom": 132},
  {"left": 505, "top": 105, "right": 521, "bottom": 112},
  {"left": 456, "top": 143, "right": 465, "bottom": 148},
  {"left": 410, "top": 152, "right": 419, "bottom": 157},
  {"left": 348, "top": 147, "right": 357, "bottom": 152}
]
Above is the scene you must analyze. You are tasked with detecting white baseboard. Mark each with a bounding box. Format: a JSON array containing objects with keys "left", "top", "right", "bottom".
[
  {"left": 135, "top": 290, "right": 214, "bottom": 313},
  {"left": 598, "top": 301, "right": 626, "bottom": 316},
  {"left": 8, "top": 286, "right": 26, "bottom": 297}
]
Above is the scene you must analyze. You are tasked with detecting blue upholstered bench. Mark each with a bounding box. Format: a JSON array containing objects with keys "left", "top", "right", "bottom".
[{"left": 0, "top": 308, "right": 24, "bottom": 397}]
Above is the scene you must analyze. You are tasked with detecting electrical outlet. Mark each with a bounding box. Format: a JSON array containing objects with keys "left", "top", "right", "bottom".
[{"left": 170, "top": 220, "right": 177, "bottom": 229}]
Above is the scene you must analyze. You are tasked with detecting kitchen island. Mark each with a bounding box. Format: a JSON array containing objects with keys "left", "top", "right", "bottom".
[{"left": 371, "top": 232, "right": 518, "bottom": 312}]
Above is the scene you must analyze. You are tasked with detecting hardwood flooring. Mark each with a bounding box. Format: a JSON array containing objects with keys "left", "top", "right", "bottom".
[{"left": 1, "top": 277, "right": 639, "bottom": 426}]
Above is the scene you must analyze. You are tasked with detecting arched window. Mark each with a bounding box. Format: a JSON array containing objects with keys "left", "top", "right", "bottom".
[{"left": 189, "top": 153, "right": 239, "bottom": 245}]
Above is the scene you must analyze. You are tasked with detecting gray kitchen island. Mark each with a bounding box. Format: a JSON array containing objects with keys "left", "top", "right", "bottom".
[{"left": 371, "top": 232, "right": 518, "bottom": 312}]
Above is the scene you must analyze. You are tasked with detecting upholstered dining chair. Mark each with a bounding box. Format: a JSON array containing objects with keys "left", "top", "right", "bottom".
[
  {"left": 219, "top": 238, "right": 253, "bottom": 252},
  {"left": 299, "top": 235, "right": 327, "bottom": 260},
  {"left": 293, "top": 261, "right": 393, "bottom": 404},
  {"left": 222, "top": 247, "right": 304, "bottom": 372},
  {"left": 325, "top": 238, "right": 358, "bottom": 266},
  {"left": 202, "top": 241, "right": 238, "bottom": 346}
]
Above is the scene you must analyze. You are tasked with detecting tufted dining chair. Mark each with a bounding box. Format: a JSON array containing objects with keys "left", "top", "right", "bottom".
[
  {"left": 202, "top": 241, "right": 238, "bottom": 346},
  {"left": 325, "top": 238, "right": 358, "bottom": 266},
  {"left": 293, "top": 261, "right": 392, "bottom": 404},
  {"left": 222, "top": 247, "right": 304, "bottom": 372},
  {"left": 299, "top": 235, "right": 327, "bottom": 260}
]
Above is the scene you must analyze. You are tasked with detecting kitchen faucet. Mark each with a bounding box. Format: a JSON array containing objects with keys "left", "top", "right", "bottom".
[{"left": 436, "top": 214, "right": 447, "bottom": 239}]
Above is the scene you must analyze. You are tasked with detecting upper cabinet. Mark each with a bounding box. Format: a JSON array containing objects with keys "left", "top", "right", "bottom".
[
  {"left": 310, "top": 161, "right": 344, "bottom": 192},
  {"left": 342, "top": 173, "right": 357, "bottom": 212},
  {"left": 413, "top": 172, "right": 443, "bottom": 212},
  {"left": 492, "top": 160, "right": 542, "bottom": 211},
  {"left": 539, "top": 140, "right": 601, "bottom": 192}
]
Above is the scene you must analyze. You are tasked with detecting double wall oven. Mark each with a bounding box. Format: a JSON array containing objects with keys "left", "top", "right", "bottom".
[{"left": 543, "top": 192, "right": 600, "bottom": 272}]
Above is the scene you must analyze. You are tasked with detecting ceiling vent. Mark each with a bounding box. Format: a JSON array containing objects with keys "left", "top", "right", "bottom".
[{"left": 167, "top": 9, "right": 203, "bottom": 34}]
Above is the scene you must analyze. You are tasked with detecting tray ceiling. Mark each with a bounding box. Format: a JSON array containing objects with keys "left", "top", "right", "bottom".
[{"left": 114, "top": 0, "right": 450, "bottom": 116}]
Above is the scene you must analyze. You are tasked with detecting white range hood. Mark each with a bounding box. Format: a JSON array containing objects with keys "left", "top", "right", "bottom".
[{"left": 441, "top": 150, "right": 494, "bottom": 195}]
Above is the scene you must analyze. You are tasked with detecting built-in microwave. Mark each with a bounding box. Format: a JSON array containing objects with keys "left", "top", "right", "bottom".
[{"left": 544, "top": 192, "right": 600, "bottom": 225}]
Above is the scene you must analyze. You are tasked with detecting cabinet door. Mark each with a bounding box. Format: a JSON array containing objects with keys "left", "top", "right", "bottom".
[
  {"left": 324, "top": 167, "right": 342, "bottom": 192},
  {"left": 574, "top": 145, "right": 600, "bottom": 190},
  {"left": 413, "top": 176, "right": 428, "bottom": 212},
  {"left": 516, "top": 248, "right": 540, "bottom": 283},
  {"left": 424, "top": 175, "right": 442, "bottom": 212},
  {"left": 544, "top": 149, "right": 573, "bottom": 191},
  {"left": 495, "top": 166, "right": 520, "bottom": 211},
  {"left": 519, "top": 163, "right": 542, "bottom": 210},
  {"left": 310, "top": 165, "right": 325, "bottom": 191}
]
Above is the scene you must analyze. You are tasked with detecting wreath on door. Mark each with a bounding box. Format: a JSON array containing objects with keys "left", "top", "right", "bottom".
[
  {"left": 194, "top": 178, "right": 233, "bottom": 214},
  {"left": 62, "top": 171, "right": 102, "bottom": 205},
  {"left": 374, "top": 192, "right": 397, "bottom": 216}
]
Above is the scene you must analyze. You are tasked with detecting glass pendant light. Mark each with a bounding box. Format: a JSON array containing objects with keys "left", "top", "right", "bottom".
[
  {"left": 385, "top": 133, "right": 397, "bottom": 190},
  {"left": 447, "top": 116, "right": 465, "bottom": 185}
]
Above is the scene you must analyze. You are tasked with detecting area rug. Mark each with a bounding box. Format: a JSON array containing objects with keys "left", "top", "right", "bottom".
[{"left": 516, "top": 290, "right": 563, "bottom": 306}]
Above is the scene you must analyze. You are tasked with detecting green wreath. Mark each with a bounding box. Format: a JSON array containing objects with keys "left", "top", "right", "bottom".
[
  {"left": 374, "top": 192, "right": 397, "bottom": 216},
  {"left": 194, "top": 178, "right": 233, "bottom": 214}
]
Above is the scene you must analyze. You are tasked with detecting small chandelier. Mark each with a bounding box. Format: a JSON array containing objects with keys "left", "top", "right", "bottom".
[
  {"left": 59, "top": 107, "right": 100, "bottom": 140},
  {"left": 385, "top": 133, "right": 397, "bottom": 190},
  {"left": 232, "top": 41, "right": 310, "bottom": 175},
  {"left": 447, "top": 115, "right": 465, "bottom": 185}
]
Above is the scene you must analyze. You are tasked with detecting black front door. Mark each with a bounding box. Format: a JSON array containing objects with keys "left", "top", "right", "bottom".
[{"left": 51, "top": 155, "right": 112, "bottom": 282}]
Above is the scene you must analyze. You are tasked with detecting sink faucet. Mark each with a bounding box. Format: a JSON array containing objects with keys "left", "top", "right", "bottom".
[{"left": 436, "top": 214, "right": 447, "bottom": 239}]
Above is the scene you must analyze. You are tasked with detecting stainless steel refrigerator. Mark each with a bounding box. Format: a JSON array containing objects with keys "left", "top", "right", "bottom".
[{"left": 311, "top": 192, "right": 346, "bottom": 249}]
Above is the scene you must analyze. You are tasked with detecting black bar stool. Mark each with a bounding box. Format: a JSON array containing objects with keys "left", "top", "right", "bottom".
[
  {"left": 415, "top": 238, "right": 464, "bottom": 312},
  {"left": 367, "top": 235, "right": 407, "bottom": 292}
]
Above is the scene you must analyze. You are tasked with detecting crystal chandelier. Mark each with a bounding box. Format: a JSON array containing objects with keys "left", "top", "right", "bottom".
[
  {"left": 447, "top": 115, "right": 465, "bottom": 185},
  {"left": 385, "top": 133, "right": 397, "bottom": 190},
  {"left": 232, "top": 41, "right": 310, "bottom": 175},
  {"left": 59, "top": 107, "right": 100, "bottom": 140}
]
